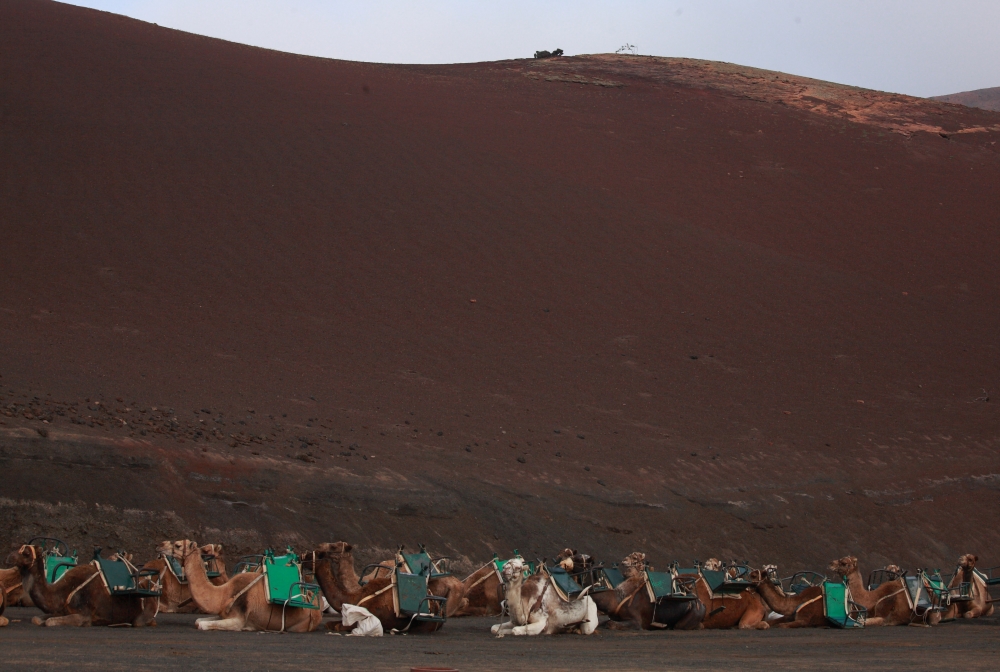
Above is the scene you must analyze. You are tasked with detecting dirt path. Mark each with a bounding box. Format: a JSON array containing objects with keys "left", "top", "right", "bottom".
[{"left": 3, "top": 608, "right": 998, "bottom": 671}]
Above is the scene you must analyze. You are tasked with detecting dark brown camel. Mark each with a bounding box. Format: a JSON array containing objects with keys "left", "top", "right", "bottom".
[
  {"left": 591, "top": 553, "right": 703, "bottom": 630},
  {"left": 7, "top": 545, "right": 157, "bottom": 627},
  {"left": 751, "top": 571, "right": 828, "bottom": 628},
  {"left": 312, "top": 542, "right": 442, "bottom": 633}
]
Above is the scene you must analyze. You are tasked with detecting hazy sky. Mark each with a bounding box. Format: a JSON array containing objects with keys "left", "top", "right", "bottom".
[{"left": 64, "top": 1, "right": 999, "bottom": 97}]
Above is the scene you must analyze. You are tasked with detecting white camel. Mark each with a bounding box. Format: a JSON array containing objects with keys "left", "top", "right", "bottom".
[{"left": 490, "top": 558, "right": 598, "bottom": 637}]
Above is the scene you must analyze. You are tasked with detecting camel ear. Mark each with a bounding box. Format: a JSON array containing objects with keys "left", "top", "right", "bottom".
[{"left": 345, "top": 543, "right": 353, "bottom": 552}]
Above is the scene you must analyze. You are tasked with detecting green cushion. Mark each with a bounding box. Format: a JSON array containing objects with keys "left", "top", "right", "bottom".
[
  {"left": 396, "top": 571, "right": 444, "bottom": 621},
  {"left": 547, "top": 565, "right": 583, "bottom": 598},
  {"left": 95, "top": 555, "right": 160, "bottom": 597},
  {"left": 603, "top": 566, "right": 625, "bottom": 588},
  {"left": 262, "top": 552, "right": 320, "bottom": 609},
  {"left": 45, "top": 555, "right": 77, "bottom": 584},
  {"left": 823, "top": 580, "right": 863, "bottom": 627},
  {"left": 402, "top": 551, "right": 450, "bottom": 578},
  {"left": 646, "top": 571, "right": 676, "bottom": 599}
]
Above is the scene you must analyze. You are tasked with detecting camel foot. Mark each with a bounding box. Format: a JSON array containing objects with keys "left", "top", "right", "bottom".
[
  {"left": 31, "top": 616, "right": 45, "bottom": 626},
  {"left": 864, "top": 617, "right": 885, "bottom": 627},
  {"left": 603, "top": 619, "right": 637, "bottom": 630},
  {"left": 0, "top": 616, "right": 9, "bottom": 628},
  {"left": 749, "top": 621, "right": 770, "bottom": 630},
  {"left": 197, "top": 616, "right": 245, "bottom": 631}
]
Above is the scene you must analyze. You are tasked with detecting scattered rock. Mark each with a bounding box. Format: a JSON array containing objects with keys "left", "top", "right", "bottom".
[
  {"left": 584, "top": 466, "right": 591, "bottom": 471},
  {"left": 36, "top": 427, "right": 48, "bottom": 438},
  {"left": 465, "top": 446, "right": 472, "bottom": 452},
  {"left": 577, "top": 434, "right": 585, "bottom": 439},
  {"left": 516, "top": 456, "right": 526, "bottom": 463},
  {"left": 437, "top": 431, "right": 443, "bottom": 436},
  {"left": 597, "top": 479, "right": 606, "bottom": 486}
]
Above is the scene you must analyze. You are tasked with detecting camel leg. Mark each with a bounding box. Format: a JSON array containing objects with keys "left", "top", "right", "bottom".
[
  {"left": 491, "top": 620, "right": 516, "bottom": 636},
  {"left": 0, "top": 616, "right": 9, "bottom": 628},
  {"left": 38, "top": 614, "right": 92, "bottom": 627},
  {"left": 864, "top": 616, "right": 885, "bottom": 626},
  {"left": 197, "top": 616, "right": 245, "bottom": 631},
  {"left": 738, "top": 609, "right": 769, "bottom": 630},
  {"left": 513, "top": 615, "right": 549, "bottom": 636}
]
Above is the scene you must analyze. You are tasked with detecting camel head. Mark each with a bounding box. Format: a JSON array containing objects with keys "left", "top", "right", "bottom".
[
  {"left": 763, "top": 564, "right": 779, "bottom": 581},
  {"left": 884, "top": 564, "right": 903, "bottom": 578},
  {"left": 958, "top": 554, "right": 978, "bottom": 569},
  {"left": 314, "top": 542, "right": 354, "bottom": 571},
  {"left": 559, "top": 556, "right": 574, "bottom": 571},
  {"left": 828, "top": 556, "right": 859, "bottom": 577},
  {"left": 702, "top": 558, "right": 723, "bottom": 571},
  {"left": 747, "top": 567, "right": 771, "bottom": 583},
  {"left": 502, "top": 557, "right": 526, "bottom": 583},
  {"left": 158, "top": 540, "right": 201, "bottom": 561},
  {"left": 620, "top": 552, "right": 646, "bottom": 579},
  {"left": 200, "top": 543, "right": 224, "bottom": 559},
  {"left": 6, "top": 544, "right": 42, "bottom": 569}
]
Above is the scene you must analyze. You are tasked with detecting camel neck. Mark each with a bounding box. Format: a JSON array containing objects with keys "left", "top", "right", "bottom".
[
  {"left": 754, "top": 578, "right": 806, "bottom": 615},
  {"left": 315, "top": 558, "right": 361, "bottom": 610},
  {"left": 182, "top": 550, "right": 230, "bottom": 614},
  {"left": 505, "top": 575, "right": 528, "bottom": 625},
  {"left": 22, "top": 557, "right": 66, "bottom": 614}
]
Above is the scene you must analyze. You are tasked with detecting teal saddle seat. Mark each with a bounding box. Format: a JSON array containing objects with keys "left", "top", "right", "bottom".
[
  {"left": 602, "top": 565, "right": 626, "bottom": 589},
  {"left": 400, "top": 545, "right": 451, "bottom": 579},
  {"left": 93, "top": 549, "right": 161, "bottom": 597},
  {"left": 396, "top": 570, "right": 447, "bottom": 624},
  {"left": 546, "top": 565, "right": 584, "bottom": 599},
  {"left": 701, "top": 567, "right": 752, "bottom": 595},
  {"left": 28, "top": 537, "right": 78, "bottom": 583},
  {"left": 261, "top": 549, "right": 321, "bottom": 610},
  {"left": 787, "top": 571, "right": 826, "bottom": 595},
  {"left": 822, "top": 580, "right": 866, "bottom": 628}
]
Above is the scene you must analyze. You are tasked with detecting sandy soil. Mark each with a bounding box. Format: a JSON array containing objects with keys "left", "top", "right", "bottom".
[
  {"left": 2, "top": 607, "right": 999, "bottom": 672},
  {"left": 0, "top": 1, "right": 999, "bottom": 569}
]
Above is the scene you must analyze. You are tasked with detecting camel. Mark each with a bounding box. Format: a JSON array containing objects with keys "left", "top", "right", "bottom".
[
  {"left": 751, "top": 570, "right": 829, "bottom": 628},
  {"left": 681, "top": 566, "right": 769, "bottom": 630},
  {"left": 829, "top": 556, "right": 941, "bottom": 626},
  {"left": 491, "top": 557, "right": 598, "bottom": 636},
  {"left": 311, "top": 541, "right": 443, "bottom": 633},
  {"left": 455, "top": 559, "right": 504, "bottom": 616},
  {"left": 143, "top": 543, "right": 229, "bottom": 613},
  {"left": 158, "top": 540, "right": 321, "bottom": 632},
  {"left": 360, "top": 547, "right": 468, "bottom": 618},
  {"left": 943, "top": 554, "right": 995, "bottom": 620},
  {"left": 6, "top": 545, "right": 157, "bottom": 627},
  {"left": 591, "top": 552, "right": 703, "bottom": 630}
]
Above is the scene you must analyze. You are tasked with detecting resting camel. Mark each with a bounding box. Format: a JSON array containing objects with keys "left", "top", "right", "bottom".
[
  {"left": 311, "top": 541, "right": 443, "bottom": 633},
  {"left": 456, "top": 559, "right": 504, "bottom": 616},
  {"left": 491, "top": 557, "right": 598, "bottom": 636},
  {"left": 360, "top": 547, "right": 468, "bottom": 618},
  {"left": 591, "top": 552, "right": 703, "bottom": 630},
  {"left": 829, "top": 556, "right": 941, "bottom": 626},
  {"left": 943, "top": 554, "right": 995, "bottom": 620},
  {"left": 143, "top": 543, "right": 229, "bottom": 613},
  {"left": 7, "top": 545, "right": 157, "bottom": 627},
  {"left": 159, "top": 540, "right": 321, "bottom": 632},
  {"left": 751, "top": 569, "right": 828, "bottom": 628},
  {"left": 681, "top": 566, "right": 770, "bottom": 630}
]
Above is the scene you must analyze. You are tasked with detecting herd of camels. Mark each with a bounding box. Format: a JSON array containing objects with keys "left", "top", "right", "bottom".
[{"left": 0, "top": 539, "right": 995, "bottom": 636}]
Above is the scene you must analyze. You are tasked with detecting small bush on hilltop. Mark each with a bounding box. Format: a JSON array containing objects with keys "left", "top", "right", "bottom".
[{"left": 534, "top": 48, "right": 564, "bottom": 59}]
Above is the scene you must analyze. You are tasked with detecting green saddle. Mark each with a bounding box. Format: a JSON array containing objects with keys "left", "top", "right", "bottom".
[
  {"left": 701, "top": 568, "right": 751, "bottom": 595},
  {"left": 165, "top": 554, "right": 222, "bottom": 583},
  {"left": 261, "top": 549, "right": 320, "bottom": 609},
  {"left": 822, "top": 580, "right": 866, "bottom": 628},
  {"left": 602, "top": 565, "right": 625, "bottom": 589},
  {"left": 94, "top": 550, "right": 160, "bottom": 597},
  {"left": 46, "top": 554, "right": 78, "bottom": 584},
  {"left": 400, "top": 546, "right": 450, "bottom": 578},
  {"left": 546, "top": 565, "right": 584, "bottom": 599},
  {"left": 492, "top": 552, "right": 535, "bottom": 578},
  {"left": 396, "top": 570, "right": 446, "bottom": 623}
]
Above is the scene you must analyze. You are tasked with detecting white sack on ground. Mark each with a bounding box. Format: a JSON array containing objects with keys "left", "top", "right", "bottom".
[{"left": 341, "top": 603, "right": 383, "bottom": 636}]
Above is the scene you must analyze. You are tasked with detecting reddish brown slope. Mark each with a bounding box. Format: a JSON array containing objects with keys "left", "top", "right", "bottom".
[{"left": 1, "top": 0, "right": 999, "bottom": 569}]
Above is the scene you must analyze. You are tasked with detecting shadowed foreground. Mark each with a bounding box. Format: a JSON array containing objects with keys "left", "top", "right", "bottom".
[{"left": 1, "top": 608, "right": 999, "bottom": 672}]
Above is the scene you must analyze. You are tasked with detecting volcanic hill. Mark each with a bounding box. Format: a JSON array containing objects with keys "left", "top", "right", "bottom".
[
  {"left": 932, "top": 86, "right": 1000, "bottom": 112},
  {"left": 1, "top": 0, "right": 999, "bottom": 572}
]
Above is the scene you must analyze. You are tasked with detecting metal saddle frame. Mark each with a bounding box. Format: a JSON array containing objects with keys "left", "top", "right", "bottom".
[
  {"left": 822, "top": 579, "right": 867, "bottom": 628},
  {"left": 358, "top": 547, "right": 448, "bottom": 630}
]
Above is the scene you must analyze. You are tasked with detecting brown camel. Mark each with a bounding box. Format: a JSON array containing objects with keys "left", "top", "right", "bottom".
[
  {"left": 683, "top": 569, "right": 770, "bottom": 629},
  {"left": 455, "top": 560, "right": 503, "bottom": 616},
  {"left": 751, "top": 571, "right": 828, "bottom": 627},
  {"left": 829, "top": 556, "right": 940, "bottom": 626},
  {"left": 159, "top": 540, "right": 321, "bottom": 632},
  {"left": 943, "top": 554, "right": 995, "bottom": 620},
  {"left": 589, "top": 552, "right": 702, "bottom": 630},
  {"left": 7, "top": 545, "right": 157, "bottom": 627},
  {"left": 312, "top": 542, "right": 443, "bottom": 633},
  {"left": 143, "top": 543, "right": 229, "bottom": 613}
]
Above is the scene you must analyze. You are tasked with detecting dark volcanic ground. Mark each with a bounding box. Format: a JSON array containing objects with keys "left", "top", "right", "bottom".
[{"left": 1, "top": 0, "right": 999, "bottom": 573}]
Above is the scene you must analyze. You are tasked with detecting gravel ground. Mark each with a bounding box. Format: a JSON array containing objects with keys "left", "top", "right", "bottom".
[{"left": 3, "top": 607, "right": 999, "bottom": 671}]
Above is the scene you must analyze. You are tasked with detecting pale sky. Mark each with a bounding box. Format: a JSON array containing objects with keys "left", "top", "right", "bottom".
[{"left": 63, "top": 1, "right": 1000, "bottom": 98}]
